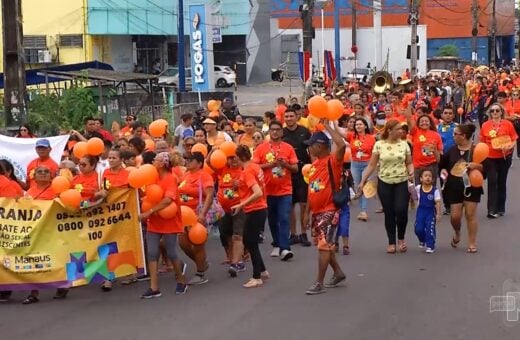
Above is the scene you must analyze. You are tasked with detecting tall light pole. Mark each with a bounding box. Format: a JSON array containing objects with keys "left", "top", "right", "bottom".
[
  {"left": 178, "top": 0, "right": 186, "bottom": 92},
  {"left": 409, "top": 0, "right": 419, "bottom": 78},
  {"left": 490, "top": 0, "right": 497, "bottom": 66},
  {"left": 334, "top": 0, "right": 341, "bottom": 80},
  {"left": 471, "top": 0, "right": 479, "bottom": 66}
]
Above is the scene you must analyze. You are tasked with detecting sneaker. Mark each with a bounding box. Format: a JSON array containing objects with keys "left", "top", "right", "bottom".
[
  {"left": 418, "top": 242, "right": 425, "bottom": 249},
  {"left": 243, "top": 278, "right": 263, "bottom": 288},
  {"left": 141, "top": 288, "right": 161, "bottom": 299},
  {"left": 305, "top": 282, "right": 326, "bottom": 295},
  {"left": 136, "top": 274, "right": 151, "bottom": 282},
  {"left": 260, "top": 271, "right": 270, "bottom": 280},
  {"left": 487, "top": 212, "right": 498, "bottom": 219},
  {"left": 425, "top": 247, "right": 435, "bottom": 254},
  {"left": 228, "top": 264, "right": 238, "bottom": 278},
  {"left": 236, "top": 262, "right": 246, "bottom": 272},
  {"left": 270, "top": 247, "right": 280, "bottom": 257},
  {"left": 300, "top": 233, "right": 311, "bottom": 247},
  {"left": 280, "top": 249, "right": 294, "bottom": 261},
  {"left": 443, "top": 209, "right": 450, "bottom": 216},
  {"left": 324, "top": 274, "right": 347, "bottom": 288},
  {"left": 188, "top": 273, "right": 209, "bottom": 286},
  {"left": 289, "top": 234, "right": 299, "bottom": 245},
  {"left": 175, "top": 282, "right": 188, "bottom": 295}
]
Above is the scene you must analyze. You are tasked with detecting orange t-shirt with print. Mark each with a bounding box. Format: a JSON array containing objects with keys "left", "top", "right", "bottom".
[
  {"left": 252, "top": 141, "right": 297, "bottom": 196},
  {"left": 26, "top": 185, "right": 56, "bottom": 200},
  {"left": 26, "top": 158, "right": 59, "bottom": 188},
  {"left": 504, "top": 99, "right": 520, "bottom": 117},
  {"left": 480, "top": 119, "right": 518, "bottom": 159},
  {"left": 72, "top": 172, "right": 99, "bottom": 200},
  {"left": 410, "top": 127, "right": 443, "bottom": 168},
  {"left": 216, "top": 166, "right": 242, "bottom": 213},
  {"left": 347, "top": 133, "right": 376, "bottom": 162},
  {"left": 307, "top": 155, "right": 342, "bottom": 214},
  {"left": 178, "top": 169, "right": 214, "bottom": 210},
  {"left": 0, "top": 175, "right": 24, "bottom": 198},
  {"left": 147, "top": 173, "right": 183, "bottom": 234},
  {"left": 239, "top": 162, "right": 267, "bottom": 213},
  {"left": 102, "top": 168, "right": 129, "bottom": 189}
]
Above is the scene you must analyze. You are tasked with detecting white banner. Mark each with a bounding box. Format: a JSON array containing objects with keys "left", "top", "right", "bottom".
[{"left": 0, "top": 135, "right": 69, "bottom": 182}]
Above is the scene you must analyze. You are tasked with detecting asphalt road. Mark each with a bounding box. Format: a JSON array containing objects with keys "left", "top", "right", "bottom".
[{"left": 3, "top": 162, "right": 520, "bottom": 340}]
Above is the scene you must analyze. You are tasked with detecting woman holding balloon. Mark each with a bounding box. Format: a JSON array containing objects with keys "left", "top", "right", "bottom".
[
  {"left": 479, "top": 104, "right": 518, "bottom": 218},
  {"left": 439, "top": 124, "right": 487, "bottom": 253},
  {"left": 140, "top": 152, "right": 187, "bottom": 298}
]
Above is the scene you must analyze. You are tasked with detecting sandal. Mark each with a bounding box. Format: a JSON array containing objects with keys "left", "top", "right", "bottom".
[
  {"left": 386, "top": 245, "right": 396, "bottom": 254},
  {"left": 450, "top": 236, "right": 460, "bottom": 248},
  {"left": 343, "top": 246, "right": 350, "bottom": 255},
  {"left": 22, "top": 295, "right": 39, "bottom": 304},
  {"left": 101, "top": 281, "right": 112, "bottom": 292},
  {"left": 467, "top": 247, "right": 478, "bottom": 253},
  {"left": 375, "top": 207, "right": 384, "bottom": 213},
  {"left": 398, "top": 242, "right": 408, "bottom": 253}
]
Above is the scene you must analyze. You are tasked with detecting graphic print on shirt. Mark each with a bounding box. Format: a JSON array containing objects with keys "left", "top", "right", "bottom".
[
  {"left": 178, "top": 180, "right": 193, "bottom": 203},
  {"left": 222, "top": 173, "right": 239, "bottom": 200}
]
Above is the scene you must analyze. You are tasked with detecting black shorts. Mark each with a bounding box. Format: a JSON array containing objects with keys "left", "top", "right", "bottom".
[
  {"left": 443, "top": 180, "right": 483, "bottom": 204},
  {"left": 219, "top": 211, "right": 246, "bottom": 237},
  {"left": 292, "top": 174, "right": 308, "bottom": 204}
]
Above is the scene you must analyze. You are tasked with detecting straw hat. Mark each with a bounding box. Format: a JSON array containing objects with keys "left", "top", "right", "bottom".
[{"left": 362, "top": 180, "right": 377, "bottom": 198}]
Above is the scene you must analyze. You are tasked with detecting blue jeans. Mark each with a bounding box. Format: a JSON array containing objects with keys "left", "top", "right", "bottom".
[
  {"left": 351, "top": 161, "right": 369, "bottom": 212},
  {"left": 267, "top": 195, "right": 292, "bottom": 251},
  {"left": 336, "top": 202, "right": 350, "bottom": 238}
]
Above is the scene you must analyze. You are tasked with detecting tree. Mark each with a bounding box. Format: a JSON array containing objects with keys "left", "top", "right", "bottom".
[{"left": 437, "top": 44, "right": 459, "bottom": 57}]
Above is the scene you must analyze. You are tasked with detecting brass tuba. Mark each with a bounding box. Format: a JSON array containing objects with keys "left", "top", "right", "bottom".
[{"left": 370, "top": 71, "right": 394, "bottom": 94}]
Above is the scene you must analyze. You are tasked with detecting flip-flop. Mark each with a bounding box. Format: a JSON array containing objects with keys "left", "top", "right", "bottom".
[
  {"left": 343, "top": 246, "right": 350, "bottom": 255},
  {"left": 386, "top": 245, "right": 396, "bottom": 254},
  {"left": 22, "top": 295, "right": 39, "bottom": 304},
  {"left": 451, "top": 236, "right": 460, "bottom": 248},
  {"left": 399, "top": 243, "right": 408, "bottom": 253},
  {"left": 467, "top": 247, "right": 478, "bottom": 253}
]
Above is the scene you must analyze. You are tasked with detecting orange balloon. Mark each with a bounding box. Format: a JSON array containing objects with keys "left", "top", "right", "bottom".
[
  {"left": 472, "top": 142, "right": 489, "bottom": 163},
  {"left": 140, "top": 164, "right": 159, "bottom": 186},
  {"left": 457, "top": 107, "right": 464, "bottom": 115},
  {"left": 469, "top": 170, "right": 484, "bottom": 187},
  {"left": 302, "top": 164, "right": 312, "bottom": 177},
  {"left": 86, "top": 137, "right": 105, "bottom": 156},
  {"left": 219, "top": 141, "right": 237, "bottom": 157},
  {"left": 51, "top": 176, "right": 71, "bottom": 194},
  {"left": 344, "top": 148, "right": 352, "bottom": 162},
  {"left": 181, "top": 206, "right": 198, "bottom": 227},
  {"left": 158, "top": 202, "right": 178, "bottom": 219},
  {"left": 203, "top": 163, "right": 214, "bottom": 175},
  {"left": 144, "top": 139, "right": 155, "bottom": 151},
  {"left": 128, "top": 168, "right": 147, "bottom": 188},
  {"left": 145, "top": 184, "right": 164, "bottom": 203},
  {"left": 73, "top": 141, "right": 88, "bottom": 159},
  {"left": 149, "top": 120, "right": 168, "bottom": 138},
  {"left": 210, "top": 149, "right": 227, "bottom": 169},
  {"left": 141, "top": 199, "right": 154, "bottom": 213},
  {"left": 60, "top": 189, "right": 82, "bottom": 210},
  {"left": 308, "top": 96, "right": 328, "bottom": 119},
  {"left": 192, "top": 143, "right": 208, "bottom": 157},
  {"left": 188, "top": 223, "right": 208, "bottom": 245},
  {"left": 207, "top": 100, "right": 221, "bottom": 111},
  {"left": 326, "top": 99, "right": 344, "bottom": 120}
]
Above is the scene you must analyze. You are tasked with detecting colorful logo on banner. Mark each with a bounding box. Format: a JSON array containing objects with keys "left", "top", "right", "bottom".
[
  {"left": 0, "top": 189, "right": 145, "bottom": 290},
  {"left": 189, "top": 4, "right": 214, "bottom": 91}
]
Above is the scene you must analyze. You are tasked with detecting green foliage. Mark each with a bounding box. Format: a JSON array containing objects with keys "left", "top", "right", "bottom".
[
  {"left": 437, "top": 44, "right": 459, "bottom": 57},
  {"left": 27, "top": 85, "right": 98, "bottom": 136}
]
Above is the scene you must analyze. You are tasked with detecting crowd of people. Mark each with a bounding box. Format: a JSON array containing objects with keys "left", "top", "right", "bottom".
[{"left": 1, "top": 65, "right": 519, "bottom": 301}]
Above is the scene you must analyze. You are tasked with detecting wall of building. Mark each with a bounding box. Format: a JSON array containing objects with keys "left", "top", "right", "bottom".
[{"left": 428, "top": 37, "right": 490, "bottom": 64}]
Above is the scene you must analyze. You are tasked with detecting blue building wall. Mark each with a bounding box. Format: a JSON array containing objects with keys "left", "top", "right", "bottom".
[
  {"left": 427, "top": 37, "right": 490, "bottom": 65},
  {"left": 87, "top": 0, "right": 251, "bottom": 36}
]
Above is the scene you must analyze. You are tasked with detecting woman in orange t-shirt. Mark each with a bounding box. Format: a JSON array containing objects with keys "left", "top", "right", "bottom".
[
  {"left": 178, "top": 151, "right": 214, "bottom": 285},
  {"left": 232, "top": 145, "right": 269, "bottom": 288},
  {"left": 71, "top": 155, "right": 99, "bottom": 202},
  {"left": 139, "top": 152, "right": 187, "bottom": 298},
  {"left": 409, "top": 114, "right": 443, "bottom": 183},
  {"left": 0, "top": 159, "right": 24, "bottom": 198},
  {"left": 347, "top": 117, "right": 376, "bottom": 222},
  {"left": 479, "top": 104, "right": 518, "bottom": 218}
]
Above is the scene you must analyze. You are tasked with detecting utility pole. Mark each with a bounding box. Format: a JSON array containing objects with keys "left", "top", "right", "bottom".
[
  {"left": 301, "top": 0, "right": 314, "bottom": 57},
  {"left": 373, "top": 0, "right": 383, "bottom": 71},
  {"left": 2, "top": 0, "right": 26, "bottom": 129},
  {"left": 352, "top": 0, "right": 358, "bottom": 74},
  {"left": 490, "top": 0, "right": 497, "bottom": 66},
  {"left": 178, "top": 0, "right": 186, "bottom": 92},
  {"left": 409, "top": 0, "right": 419, "bottom": 78},
  {"left": 334, "top": 0, "right": 341, "bottom": 80},
  {"left": 471, "top": 0, "right": 479, "bottom": 66}
]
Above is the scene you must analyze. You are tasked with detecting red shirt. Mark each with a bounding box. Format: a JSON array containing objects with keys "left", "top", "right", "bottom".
[
  {"left": 480, "top": 119, "right": 518, "bottom": 159},
  {"left": 410, "top": 127, "right": 443, "bottom": 168},
  {"left": 147, "top": 173, "right": 182, "bottom": 234},
  {"left": 307, "top": 155, "right": 342, "bottom": 214},
  {"left": 178, "top": 169, "right": 214, "bottom": 210},
  {"left": 0, "top": 175, "right": 24, "bottom": 198},
  {"left": 102, "top": 168, "right": 129, "bottom": 189},
  {"left": 347, "top": 133, "right": 376, "bottom": 162},
  {"left": 72, "top": 172, "right": 99, "bottom": 200},
  {"left": 26, "top": 158, "right": 59, "bottom": 188},
  {"left": 26, "top": 185, "right": 56, "bottom": 200},
  {"left": 239, "top": 162, "right": 267, "bottom": 213},
  {"left": 253, "top": 141, "right": 297, "bottom": 196},
  {"left": 276, "top": 104, "right": 287, "bottom": 124},
  {"left": 216, "top": 166, "right": 243, "bottom": 213},
  {"left": 98, "top": 129, "right": 114, "bottom": 142}
]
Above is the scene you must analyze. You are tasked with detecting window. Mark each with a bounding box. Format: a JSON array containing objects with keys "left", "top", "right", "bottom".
[
  {"left": 23, "top": 35, "right": 46, "bottom": 63},
  {"left": 59, "top": 34, "right": 83, "bottom": 48}
]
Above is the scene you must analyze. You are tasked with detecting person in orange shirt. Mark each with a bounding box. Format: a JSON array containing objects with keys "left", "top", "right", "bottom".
[
  {"left": 231, "top": 145, "right": 270, "bottom": 288},
  {"left": 480, "top": 104, "right": 518, "bottom": 218},
  {"left": 302, "top": 123, "right": 347, "bottom": 295},
  {"left": 26, "top": 138, "right": 59, "bottom": 189},
  {"left": 120, "top": 115, "right": 136, "bottom": 136},
  {"left": 71, "top": 155, "right": 99, "bottom": 202},
  {"left": 139, "top": 152, "right": 187, "bottom": 298},
  {"left": 408, "top": 114, "right": 443, "bottom": 183},
  {"left": 0, "top": 159, "right": 24, "bottom": 198},
  {"left": 178, "top": 152, "right": 214, "bottom": 285},
  {"left": 502, "top": 90, "right": 520, "bottom": 157},
  {"left": 211, "top": 153, "right": 245, "bottom": 276},
  {"left": 275, "top": 97, "right": 287, "bottom": 123},
  {"left": 203, "top": 118, "right": 232, "bottom": 149},
  {"left": 236, "top": 118, "right": 256, "bottom": 149},
  {"left": 253, "top": 120, "right": 298, "bottom": 260}
]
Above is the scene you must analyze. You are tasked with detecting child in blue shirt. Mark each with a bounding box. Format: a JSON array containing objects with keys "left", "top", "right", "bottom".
[{"left": 414, "top": 169, "right": 442, "bottom": 253}]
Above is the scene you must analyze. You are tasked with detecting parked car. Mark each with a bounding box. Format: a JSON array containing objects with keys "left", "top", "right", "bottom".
[
  {"left": 345, "top": 68, "right": 373, "bottom": 82},
  {"left": 426, "top": 69, "right": 451, "bottom": 78},
  {"left": 158, "top": 65, "right": 235, "bottom": 88}
]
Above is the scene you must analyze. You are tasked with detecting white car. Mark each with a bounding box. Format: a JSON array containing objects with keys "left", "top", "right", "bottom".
[
  {"left": 158, "top": 65, "right": 236, "bottom": 88},
  {"left": 346, "top": 68, "right": 373, "bottom": 82},
  {"left": 426, "top": 69, "right": 451, "bottom": 78}
]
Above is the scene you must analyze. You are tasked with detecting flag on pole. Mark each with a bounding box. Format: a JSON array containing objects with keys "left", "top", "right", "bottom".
[
  {"left": 298, "top": 51, "right": 311, "bottom": 82},
  {"left": 324, "top": 50, "right": 336, "bottom": 81}
]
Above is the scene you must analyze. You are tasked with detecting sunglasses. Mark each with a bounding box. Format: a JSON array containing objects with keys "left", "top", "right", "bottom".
[
  {"left": 36, "top": 169, "right": 50, "bottom": 174},
  {"left": 126, "top": 118, "right": 134, "bottom": 121},
  {"left": 443, "top": 111, "right": 454, "bottom": 115},
  {"left": 490, "top": 109, "right": 502, "bottom": 113}
]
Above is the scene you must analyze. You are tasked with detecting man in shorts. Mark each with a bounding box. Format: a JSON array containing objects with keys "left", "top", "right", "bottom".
[{"left": 303, "top": 124, "right": 347, "bottom": 295}]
